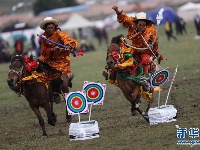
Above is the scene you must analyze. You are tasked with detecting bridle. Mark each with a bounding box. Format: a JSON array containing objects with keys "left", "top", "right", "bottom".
[
  {"left": 106, "top": 50, "right": 120, "bottom": 62},
  {"left": 7, "top": 56, "right": 27, "bottom": 95},
  {"left": 8, "top": 65, "right": 24, "bottom": 79},
  {"left": 8, "top": 59, "right": 25, "bottom": 81}
]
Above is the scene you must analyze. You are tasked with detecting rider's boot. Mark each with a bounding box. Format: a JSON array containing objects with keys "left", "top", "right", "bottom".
[{"left": 51, "top": 78, "right": 62, "bottom": 104}]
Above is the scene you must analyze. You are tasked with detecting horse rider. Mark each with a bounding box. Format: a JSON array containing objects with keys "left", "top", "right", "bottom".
[
  {"left": 110, "top": 6, "right": 163, "bottom": 91},
  {"left": 38, "top": 17, "right": 78, "bottom": 103},
  {"left": 103, "top": 34, "right": 135, "bottom": 86}
]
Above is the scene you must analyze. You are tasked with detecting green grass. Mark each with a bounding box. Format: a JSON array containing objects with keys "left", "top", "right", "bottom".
[{"left": 1, "top": 22, "right": 200, "bottom": 150}]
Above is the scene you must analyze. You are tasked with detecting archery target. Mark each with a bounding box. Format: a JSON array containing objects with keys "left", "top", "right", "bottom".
[
  {"left": 83, "top": 81, "right": 106, "bottom": 105},
  {"left": 151, "top": 68, "right": 169, "bottom": 87},
  {"left": 65, "top": 91, "right": 88, "bottom": 115}
]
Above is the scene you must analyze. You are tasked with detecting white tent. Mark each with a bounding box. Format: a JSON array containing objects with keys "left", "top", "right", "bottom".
[
  {"left": 61, "top": 13, "right": 94, "bottom": 30},
  {"left": 177, "top": 2, "right": 200, "bottom": 21}
]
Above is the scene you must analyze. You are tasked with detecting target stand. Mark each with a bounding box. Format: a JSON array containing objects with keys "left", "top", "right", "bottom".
[
  {"left": 148, "top": 105, "right": 177, "bottom": 125},
  {"left": 69, "top": 120, "right": 99, "bottom": 141},
  {"left": 149, "top": 66, "right": 178, "bottom": 125}
]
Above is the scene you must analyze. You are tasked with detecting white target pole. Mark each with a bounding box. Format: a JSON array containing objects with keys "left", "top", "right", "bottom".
[
  {"left": 78, "top": 113, "right": 81, "bottom": 123},
  {"left": 165, "top": 65, "right": 178, "bottom": 106},
  {"left": 158, "top": 86, "right": 161, "bottom": 108},
  {"left": 88, "top": 104, "right": 93, "bottom": 121}
]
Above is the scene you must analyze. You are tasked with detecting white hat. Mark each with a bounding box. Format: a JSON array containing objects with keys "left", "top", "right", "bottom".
[
  {"left": 134, "top": 12, "right": 154, "bottom": 24},
  {"left": 39, "top": 17, "right": 60, "bottom": 29}
]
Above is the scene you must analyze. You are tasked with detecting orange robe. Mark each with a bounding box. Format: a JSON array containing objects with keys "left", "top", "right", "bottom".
[
  {"left": 39, "top": 29, "right": 78, "bottom": 74},
  {"left": 117, "top": 12, "right": 158, "bottom": 74}
]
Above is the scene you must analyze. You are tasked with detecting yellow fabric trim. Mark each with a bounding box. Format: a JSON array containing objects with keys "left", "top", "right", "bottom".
[
  {"left": 20, "top": 71, "right": 48, "bottom": 88},
  {"left": 118, "top": 57, "right": 134, "bottom": 68},
  {"left": 154, "top": 87, "right": 162, "bottom": 92}
]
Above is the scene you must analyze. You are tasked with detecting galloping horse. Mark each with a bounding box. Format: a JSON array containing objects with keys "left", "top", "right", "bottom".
[
  {"left": 105, "top": 34, "right": 154, "bottom": 122},
  {"left": 7, "top": 55, "right": 71, "bottom": 138}
]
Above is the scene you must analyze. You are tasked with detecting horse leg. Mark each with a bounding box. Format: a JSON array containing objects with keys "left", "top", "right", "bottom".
[
  {"left": 50, "top": 101, "right": 57, "bottom": 121},
  {"left": 66, "top": 108, "right": 72, "bottom": 123},
  {"left": 45, "top": 102, "right": 57, "bottom": 126},
  {"left": 122, "top": 92, "right": 138, "bottom": 116},
  {"left": 61, "top": 73, "right": 72, "bottom": 123},
  {"left": 30, "top": 105, "right": 48, "bottom": 138},
  {"left": 123, "top": 91, "right": 149, "bottom": 122},
  {"left": 131, "top": 94, "right": 141, "bottom": 116}
]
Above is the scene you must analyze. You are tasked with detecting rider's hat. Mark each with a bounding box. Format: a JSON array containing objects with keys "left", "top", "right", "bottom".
[
  {"left": 134, "top": 12, "right": 154, "bottom": 25},
  {"left": 39, "top": 17, "right": 60, "bottom": 29}
]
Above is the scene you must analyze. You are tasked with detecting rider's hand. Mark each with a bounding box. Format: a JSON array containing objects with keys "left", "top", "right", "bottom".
[
  {"left": 65, "top": 45, "right": 72, "bottom": 51},
  {"left": 112, "top": 6, "right": 122, "bottom": 14},
  {"left": 112, "top": 6, "right": 118, "bottom": 12},
  {"left": 114, "top": 64, "right": 119, "bottom": 69},
  {"left": 51, "top": 46, "right": 59, "bottom": 51}
]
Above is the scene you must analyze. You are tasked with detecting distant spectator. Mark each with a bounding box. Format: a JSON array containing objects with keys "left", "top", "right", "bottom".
[
  {"left": 93, "top": 27, "right": 102, "bottom": 46},
  {"left": 72, "top": 31, "right": 77, "bottom": 39},
  {"left": 79, "top": 40, "right": 88, "bottom": 52},
  {"left": 180, "top": 17, "right": 187, "bottom": 34},
  {"left": 102, "top": 27, "right": 109, "bottom": 45},
  {"left": 194, "top": 14, "right": 200, "bottom": 36},
  {"left": 175, "top": 18, "right": 182, "bottom": 36},
  {"left": 87, "top": 27, "right": 93, "bottom": 41},
  {"left": 78, "top": 28, "right": 83, "bottom": 39},
  {"left": 0, "top": 39, "right": 10, "bottom": 63},
  {"left": 88, "top": 42, "right": 96, "bottom": 51},
  {"left": 30, "top": 34, "right": 39, "bottom": 57},
  {"left": 14, "top": 38, "right": 24, "bottom": 55},
  {"left": 165, "top": 18, "right": 177, "bottom": 41}
]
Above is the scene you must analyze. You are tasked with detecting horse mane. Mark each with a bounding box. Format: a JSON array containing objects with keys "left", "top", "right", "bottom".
[
  {"left": 111, "top": 34, "right": 124, "bottom": 45},
  {"left": 11, "top": 55, "right": 24, "bottom": 64}
]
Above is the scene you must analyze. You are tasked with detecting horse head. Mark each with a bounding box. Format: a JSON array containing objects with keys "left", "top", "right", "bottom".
[
  {"left": 7, "top": 55, "right": 26, "bottom": 93},
  {"left": 106, "top": 34, "right": 125, "bottom": 69}
]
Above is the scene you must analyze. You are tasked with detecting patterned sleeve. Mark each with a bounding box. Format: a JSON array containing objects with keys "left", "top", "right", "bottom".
[
  {"left": 58, "top": 31, "right": 78, "bottom": 49},
  {"left": 117, "top": 12, "right": 136, "bottom": 28},
  {"left": 145, "top": 24, "right": 158, "bottom": 51},
  {"left": 40, "top": 37, "right": 52, "bottom": 58}
]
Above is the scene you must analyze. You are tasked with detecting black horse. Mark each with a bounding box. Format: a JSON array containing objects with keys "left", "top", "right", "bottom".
[{"left": 7, "top": 55, "right": 71, "bottom": 138}]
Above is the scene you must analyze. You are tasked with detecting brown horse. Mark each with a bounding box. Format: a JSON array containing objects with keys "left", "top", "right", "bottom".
[
  {"left": 7, "top": 55, "right": 71, "bottom": 138},
  {"left": 105, "top": 34, "right": 154, "bottom": 122}
]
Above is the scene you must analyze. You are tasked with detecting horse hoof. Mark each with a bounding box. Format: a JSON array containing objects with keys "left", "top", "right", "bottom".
[
  {"left": 131, "top": 110, "right": 138, "bottom": 116},
  {"left": 48, "top": 118, "right": 56, "bottom": 126},
  {"left": 41, "top": 135, "right": 48, "bottom": 139},
  {"left": 144, "top": 116, "right": 149, "bottom": 123}
]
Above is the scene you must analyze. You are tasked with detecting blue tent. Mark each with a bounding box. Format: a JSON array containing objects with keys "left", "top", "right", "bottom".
[{"left": 147, "top": 6, "right": 178, "bottom": 25}]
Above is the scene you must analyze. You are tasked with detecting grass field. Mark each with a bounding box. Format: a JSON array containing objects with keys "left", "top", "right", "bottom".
[{"left": 0, "top": 22, "right": 200, "bottom": 150}]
